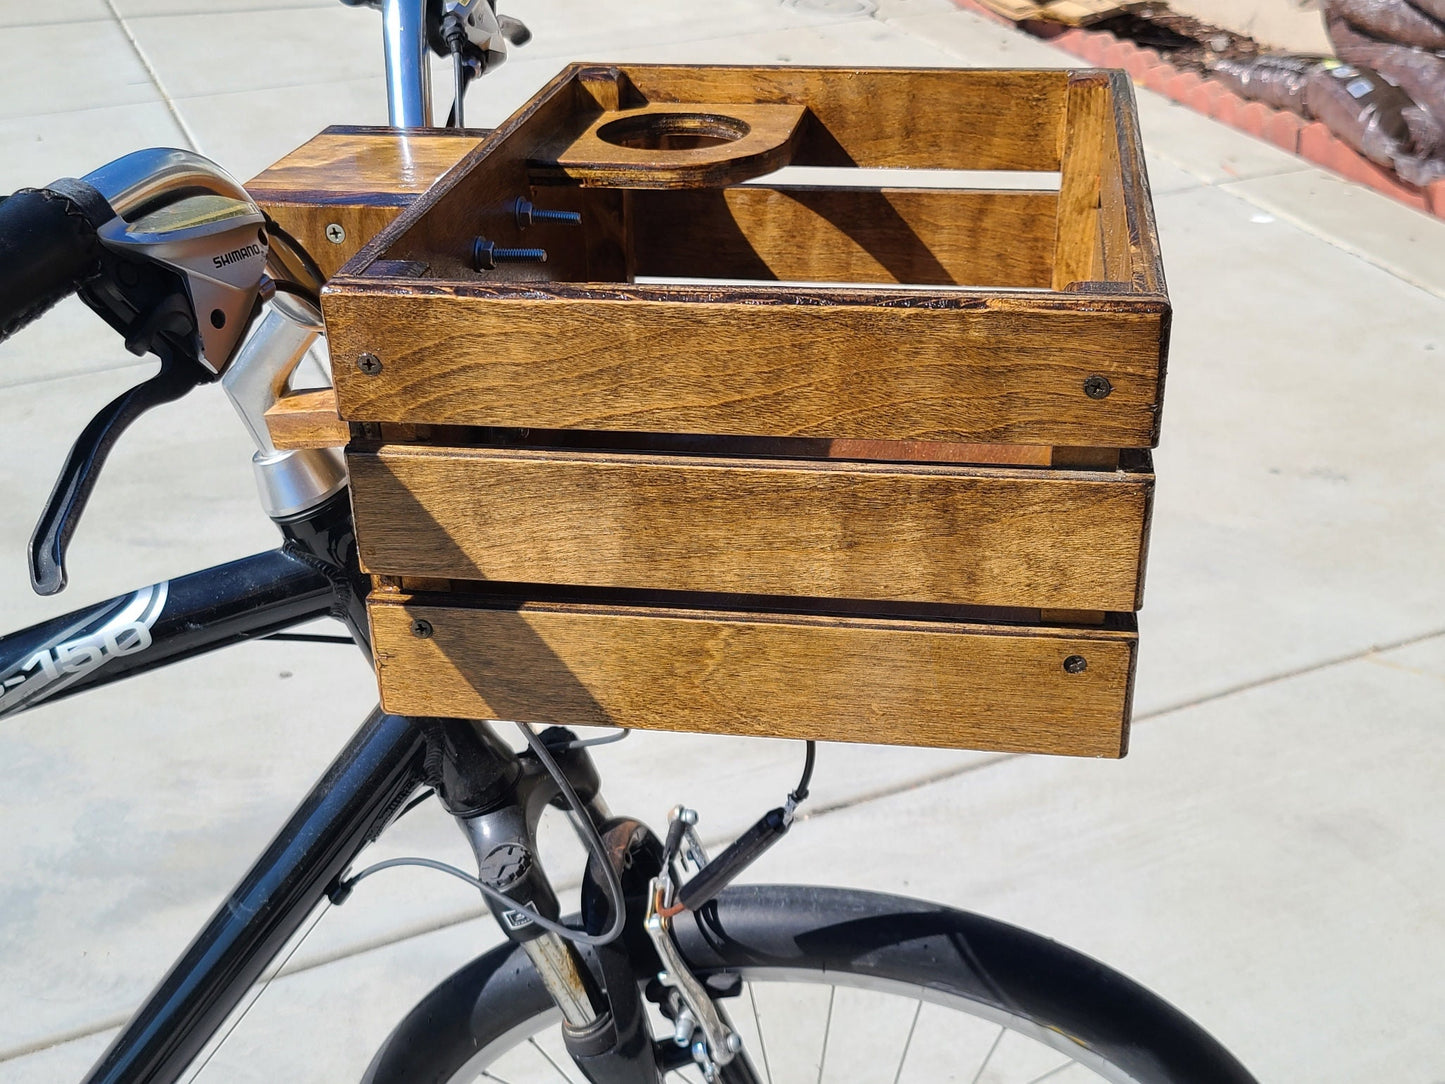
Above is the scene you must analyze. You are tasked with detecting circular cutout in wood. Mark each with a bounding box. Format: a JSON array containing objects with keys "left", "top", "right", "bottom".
[{"left": 596, "top": 111, "right": 752, "bottom": 152}]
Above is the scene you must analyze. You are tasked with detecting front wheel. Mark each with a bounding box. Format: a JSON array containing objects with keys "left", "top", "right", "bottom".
[{"left": 363, "top": 884, "right": 1257, "bottom": 1084}]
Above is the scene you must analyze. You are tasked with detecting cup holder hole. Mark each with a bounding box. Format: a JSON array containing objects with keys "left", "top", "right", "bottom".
[{"left": 596, "top": 112, "right": 751, "bottom": 151}]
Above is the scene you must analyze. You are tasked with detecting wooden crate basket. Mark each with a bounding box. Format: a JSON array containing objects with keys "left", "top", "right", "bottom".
[{"left": 313, "top": 63, "right": 1169, "bottom": 758}]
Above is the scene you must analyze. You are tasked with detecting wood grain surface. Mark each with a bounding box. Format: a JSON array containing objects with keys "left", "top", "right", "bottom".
[
  {"left": 368, "top": 593, "right": 1135, "bottom": 756},
  {"left": 618, "top": 66, "right": 1071, "bottom": 171},
  {"left": 348, "top": 444, "right": 1152, "bottom": 611},
  {"left": 264, "top": 389, "right": 347, "bottom": 449},
  {"left": 632, "top": 186, "right": 1058, "bottom": 288},
  {"left": 536, "top": 102, "right": 807, "bottom": 188},
  {"left": 322, "top": 283, "right": 1167, "bottom": 446},
  {"left": 1052, "top": 73, "right": 1111, "bottom": 289},
  {"left": 247, "top": 125, "right": 486, "bottom": 279}
]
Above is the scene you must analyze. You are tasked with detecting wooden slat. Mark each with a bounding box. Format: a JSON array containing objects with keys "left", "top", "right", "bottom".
[
  {"left": 1108, "top": 72, "right": 1167, "bottom": 294},
  {"left": 323, "top": 284, "right": 1167, "bottom": 447},
  {"left": 264, "top": 388, "right": 347, "bottom": 450},
  {"left": 1052, "top": 73, "right": 1111, "bottom": 289},
  {"left": 617, "top": 66, "right": 1071, "bottom": 172},
  {"left": 632, "top": 186, "right": 1058, "bottom": 289},
  {"left": 348, "top": 445, "right": 1152, "bottom": 611},
  {"left": 369, "top": 594, "right": 1135, "bottom": 756}
]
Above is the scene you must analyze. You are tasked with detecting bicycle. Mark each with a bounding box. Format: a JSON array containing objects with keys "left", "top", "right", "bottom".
[{"left": 0, "top": 3, "right": 1260, "bottom": 1082}]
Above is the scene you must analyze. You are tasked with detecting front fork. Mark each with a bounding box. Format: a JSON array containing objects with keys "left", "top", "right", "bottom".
[{"left": 421, "top": 717, "right": 667, "bottom": 1082}]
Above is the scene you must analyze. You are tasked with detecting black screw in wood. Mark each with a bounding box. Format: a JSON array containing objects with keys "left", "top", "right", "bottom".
[
  {"left": 356, "top": 352, "right": 383, "bottom": 376},
  {"left": 1083, "top": 375, "right": 1113, "bottom": 400},
  {"left": 473, "top": 238, "right": 548, "bottom": 271},
  {"left": 1063, "top": 654, "right": 1088, "bottom": 674},
  {"left": 411, "top": 618, "right": 434, "bottom": 639},
  {"left": 514, "top": 198, "right": 582, "bottom": 229}
]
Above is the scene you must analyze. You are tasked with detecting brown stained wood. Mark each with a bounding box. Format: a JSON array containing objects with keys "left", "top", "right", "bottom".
[
  {"left": 1107, "top": 72, "right": 1167, "bottom": 294},
  {"left": 617, "top": 66, "right": 1071, "bottom": 172},
  {"left": 247, "top": 126, "right": 485, "bottom": 279},
  {"left": 348, "top": 445, "right": 1153, "bottom": 610},
  {"left": 323, "top": 284, "right": 1167, "bottom": 447},
  {"left": 368, "top": 67, "right": 598, "bottom": 279},
  {"left": 632, "top": 186, "right": 1058, "bottom": 289},
  {"left": 1050, "top": 446, "right": 1120, "bottom": 469},
  {"left": 367, "top": 594, "right": 1135, "bottom": 756},
  {"left": 534, "top": 102, "right": 807, "bottom": 189},
  {"left": 246, "top": 126, "right": 488, "bottom": 202},
  {"left": 264, "top": 388, "right": 347, "bottom": 449},
  {"left": 1052, "top": 73, "right": 1111, "bottom": 289},
  {"left": 826, "top": 439, "right": 1053, "bottom": 466},
  {"left": 264, "top": 203, "right": 405, "bottom": 280}
]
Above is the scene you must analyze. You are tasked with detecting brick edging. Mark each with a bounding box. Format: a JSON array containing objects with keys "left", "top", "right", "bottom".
[{"left": 950, "top": 0, "right": 1445, "bottom": 220}]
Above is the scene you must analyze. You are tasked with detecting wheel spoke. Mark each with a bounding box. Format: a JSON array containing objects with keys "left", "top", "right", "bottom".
[
  {"left": 529, "top": 1036, "right": 582, "bottom": 1084},
  {"left": 1025, "top": 1061, "right": 1077, "bottom": 1084},
  {"left": 968, "top": 1025, "right": 1005, "bottom": 1084},
  {"left": 890, "top": 999, "right": 923, "bottom": 1084},
  {"left": 815, "top": 986, "right": 836, "bottom": 1084},
  {"left": 746, "top": 981, "right": 776, "bottom": 1084}
]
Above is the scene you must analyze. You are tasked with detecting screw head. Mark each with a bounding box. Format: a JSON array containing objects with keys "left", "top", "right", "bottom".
[
  {"left": 356, "top": 352, "right": 383, "bottom": 376},
  {"left": 1083, "top": 374, "right": 1113, "bottom": 400},
  {"left": 1063, "top": 654, "right": 1088, "bottom": 674},
  {"left": 325, "top": 222, "right": 346, "bottom": 244},
  {"left": 410, "top": 618, "right": 434, "bottom": 639}
]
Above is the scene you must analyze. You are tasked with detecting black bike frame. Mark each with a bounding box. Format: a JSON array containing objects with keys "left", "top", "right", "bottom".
[{"left": 0, "top": 489, "right": 433, "bottom": 1084}]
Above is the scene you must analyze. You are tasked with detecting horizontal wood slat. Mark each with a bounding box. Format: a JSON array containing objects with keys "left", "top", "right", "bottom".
[
  {"left": 323, "top": 286, "right": 1167, "bottom": 446},
  {"left": 349, "top": 445, "right": 1152, "bottom": 611},
  {"left": 631, "top": 186, "right": 1058, "bottom": 289},
  {"left": 617, "top": 66, "right": 1071, "bottom": 172},
  {"left": 369, "top": 594, "right": 1135, "bottom": 757}
]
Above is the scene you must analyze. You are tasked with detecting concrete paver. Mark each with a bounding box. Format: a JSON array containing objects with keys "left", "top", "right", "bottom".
[{"left": 1, "top": 1, "right": 1443, "bottom": 1081}]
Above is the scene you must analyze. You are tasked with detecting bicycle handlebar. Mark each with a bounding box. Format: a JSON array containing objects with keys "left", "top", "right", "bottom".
[{"left": 0, "top": 186, "right": 105, "bottom": 345}]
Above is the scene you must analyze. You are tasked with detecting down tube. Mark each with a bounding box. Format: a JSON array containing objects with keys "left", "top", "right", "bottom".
[{"left": 80, "top": 708, "right": 428, "bottom": 1084}]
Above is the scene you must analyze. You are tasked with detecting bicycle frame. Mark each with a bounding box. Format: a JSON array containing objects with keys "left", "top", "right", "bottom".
[{"left": 0, "top": 491, "right": 434, "bottom": 1084}]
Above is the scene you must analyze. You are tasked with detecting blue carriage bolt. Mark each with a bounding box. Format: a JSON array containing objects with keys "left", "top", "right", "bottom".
[
  {"left": 472, "top": 238, "right": 548, "bottom": 271},
  {"left": 514, "top": 198, "right": 582, "bottom": 228}
]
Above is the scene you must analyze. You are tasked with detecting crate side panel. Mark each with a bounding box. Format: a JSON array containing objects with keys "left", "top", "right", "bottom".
[
  {"left": 632, "top": 186, "right": 1058, "bottom": 289},
  {"left": 325, "top": 288, "right": 1166, "bottom": 446},
  {"left": 369, "top": 595, "right": 1134, "bottom": 757},
  {"left": 348, "top": 446, "right": 1152, "bottom": 612}
]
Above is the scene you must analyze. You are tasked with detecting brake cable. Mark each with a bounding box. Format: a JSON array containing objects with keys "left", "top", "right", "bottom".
[{"left": 331, "top": 720, "right": 629, "bottom": 948}]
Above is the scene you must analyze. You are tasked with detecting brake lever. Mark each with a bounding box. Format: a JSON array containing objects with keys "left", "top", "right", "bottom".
[{"left": 29, "top": 359, "right": 207, "bottom": 595}]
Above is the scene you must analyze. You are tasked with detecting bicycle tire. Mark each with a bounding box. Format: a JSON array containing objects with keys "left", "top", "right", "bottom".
[{"left": 361, "top": 884, "right": 1258, "bottom": 1084}]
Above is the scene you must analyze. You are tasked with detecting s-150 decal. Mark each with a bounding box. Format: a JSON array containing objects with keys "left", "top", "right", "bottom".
[{"left": 0, "top": 583, "right": 167, "bottom": 715}]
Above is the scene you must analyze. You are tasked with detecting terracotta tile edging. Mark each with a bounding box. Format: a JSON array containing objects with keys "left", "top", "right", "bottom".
[{"left": 949, "top": 0, "right": 1445, "bottom": 220}]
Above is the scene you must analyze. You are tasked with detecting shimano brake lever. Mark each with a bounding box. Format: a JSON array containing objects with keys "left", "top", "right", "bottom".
[
  {"left": 29, "top": 359, "right": 209, "bottom": 595},
  {"left": 20, "top": 150, "right": 270, "bottom": 595}
]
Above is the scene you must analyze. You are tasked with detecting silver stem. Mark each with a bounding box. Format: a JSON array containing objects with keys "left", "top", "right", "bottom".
[
  {"left": 221, "top": 304, "right": 346, "bottom": 519},
  {"left": 381, "top": 0, "right": 433, "bottom": 127}
]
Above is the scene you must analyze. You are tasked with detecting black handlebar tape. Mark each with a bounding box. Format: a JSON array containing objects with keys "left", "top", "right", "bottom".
[
  {"left": 678, "top": 807, "right": 790, "bottom": 912},
  {"left": 0, "top": 186, "right": 104, "bottom": 346}
]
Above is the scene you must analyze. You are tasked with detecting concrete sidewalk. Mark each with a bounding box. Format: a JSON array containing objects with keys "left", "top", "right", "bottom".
[{"left": 1, "top": 1, "right": 1443, "bottom": 1081}]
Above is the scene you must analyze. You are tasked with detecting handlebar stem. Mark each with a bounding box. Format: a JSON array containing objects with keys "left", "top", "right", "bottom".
[
  {"left": 381, "top": 0, "right": 433, "bottom": 126},
  {"left": 220, "top": 304, "right": 347, "bottom": 519}
]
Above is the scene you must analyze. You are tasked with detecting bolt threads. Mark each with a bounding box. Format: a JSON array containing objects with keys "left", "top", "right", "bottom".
[
  {"left": 472, "top": 237, "right": 548, "bottom": 271},
  {"left": 514, "top": 198, "right": 582, "bottom": 229}
]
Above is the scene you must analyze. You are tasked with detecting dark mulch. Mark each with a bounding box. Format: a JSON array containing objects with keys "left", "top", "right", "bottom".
[{"left": 1095, "top": 7, "right": 1270, "bottom": 72}]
